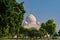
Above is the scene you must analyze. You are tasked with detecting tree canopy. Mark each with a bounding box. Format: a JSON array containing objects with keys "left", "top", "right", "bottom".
[
  {"left": 0, "top": 0, "right": 25, "bottom": 37},
  {"left": 41, "top": 19, "right": 56, "bottom": 36}
]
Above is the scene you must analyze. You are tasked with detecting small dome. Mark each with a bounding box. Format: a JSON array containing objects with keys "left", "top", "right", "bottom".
[{"left": 26, "top": 14, "right": 36, "bottom": 23}]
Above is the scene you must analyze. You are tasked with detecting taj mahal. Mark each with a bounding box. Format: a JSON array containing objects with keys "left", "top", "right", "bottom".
[{"left": 22, "top": 14, "right": 41, "bottom": 30}]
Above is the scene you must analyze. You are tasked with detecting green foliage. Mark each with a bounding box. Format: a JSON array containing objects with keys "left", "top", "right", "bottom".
[
  {"left": 0, "top": 0, "right": 25, "bottom": 37},
  {"left": 41, "top": 19, "right": 56, "bottom": 36},
  {"left": 46, "top": 19, "right": 56, "bottom": 35},
  {"left": 20, "top": 27, "right": 30, "bottom": 36},
  {"left": 20, "top": 28, "right": 47, "bottom": 38},
  {"left": 27, "top": 28, "right": 38, "bottom": 37},
  {"left": 41, "top": 23, "right": 46, "bottom": 29},
  {"left": 39, "top": 28, "right": 47, "bottom": 37}
]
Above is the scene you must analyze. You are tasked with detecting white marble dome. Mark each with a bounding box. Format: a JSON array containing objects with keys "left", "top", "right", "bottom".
[
  {"left": 23, "top": 14, "right": 41, "bottom": 30},
  {"left": 26, "top": 14, "right": 36, "bottom": 23}
]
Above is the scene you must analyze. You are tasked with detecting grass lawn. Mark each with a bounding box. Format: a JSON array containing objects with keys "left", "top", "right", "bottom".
[{"left": 0, "top": 38, "right": 60, "bottom": 40}]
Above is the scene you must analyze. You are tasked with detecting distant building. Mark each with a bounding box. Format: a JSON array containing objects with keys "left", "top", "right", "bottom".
[{"left": 22, "top": 14, "right": 41, "bottom": 30}]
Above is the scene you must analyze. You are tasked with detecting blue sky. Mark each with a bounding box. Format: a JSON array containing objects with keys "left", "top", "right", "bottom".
[{"left": 17, "top": 0, "right": 60, "bottom": 32}]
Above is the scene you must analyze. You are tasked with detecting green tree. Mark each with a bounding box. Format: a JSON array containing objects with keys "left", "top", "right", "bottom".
[
  {"left": 28, "top": 28, "right": 37, "bottom": 37},
  {"left": 20, "top": 27, "right": 30, "bottom": 37},
  {"left": 41, "top": 23, "right": 46, "bottom": 29},
  {"left": 41, "top": 19, "right": 56, "bottom": 36},
  {"left": 0, "top": 0, "right": 25, "bottom": 38},
  {"left": 46, "top": 19, "right": 56, "bottom": 36},
  {"left": 39, "top": 28, "right": 47, "bottom": 38}
]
